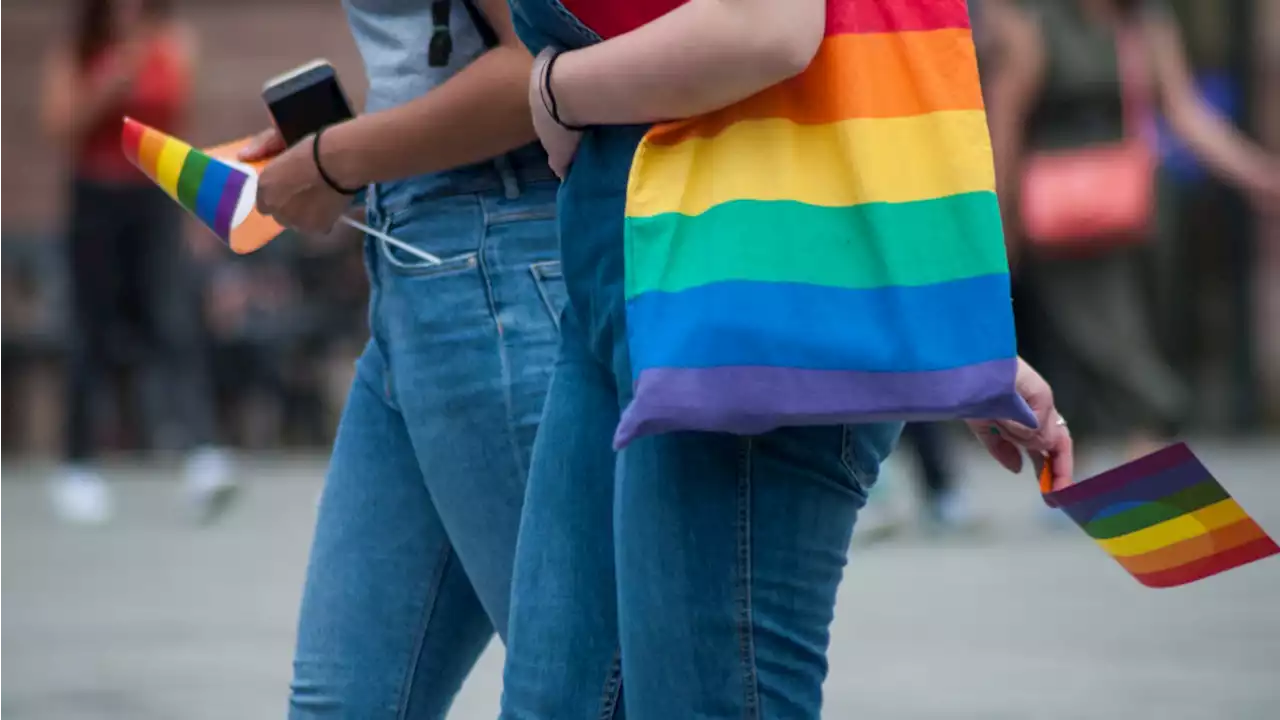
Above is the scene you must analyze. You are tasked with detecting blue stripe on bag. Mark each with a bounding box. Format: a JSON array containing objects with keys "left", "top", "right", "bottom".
[{"left": 625, "top": 274, "right": 1016, "bottom": 375}]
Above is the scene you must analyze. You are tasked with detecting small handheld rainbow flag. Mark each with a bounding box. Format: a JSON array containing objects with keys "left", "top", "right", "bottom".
[
  {"left": 121, "top": 117, "right": 281, "bottom": 254},
  {"left": 1045, "top": 443, "right": 1278, "bottom": 588}
]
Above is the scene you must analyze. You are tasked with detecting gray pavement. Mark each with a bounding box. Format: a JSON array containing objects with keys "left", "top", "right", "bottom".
[{"left": 4, "top": 441, "right": 1279, "bottom": 719}]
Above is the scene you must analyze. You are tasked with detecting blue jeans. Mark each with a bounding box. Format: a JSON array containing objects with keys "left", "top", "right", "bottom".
[
  {"left": 496, "top": 18, "right": 905, "bottom": 713},
  {"left": 289, "top": 165, "right": 563, "bottom": 719}
]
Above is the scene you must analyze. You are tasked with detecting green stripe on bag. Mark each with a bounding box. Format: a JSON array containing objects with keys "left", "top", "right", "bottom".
[{"left": 624, "top": 192, "right": 1007, "bottom": 298}]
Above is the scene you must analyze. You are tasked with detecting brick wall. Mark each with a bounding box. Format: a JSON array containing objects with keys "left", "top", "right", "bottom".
[{"left": 1, "top": 0, "right": 369, "bottom": 232}]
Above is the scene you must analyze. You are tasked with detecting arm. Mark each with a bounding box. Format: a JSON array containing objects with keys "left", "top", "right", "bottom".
[
  {"left": 1148, "top": 13, "right": 1279, "bottom": 199},
  {"left": 980, "top": 0, "right": 1045, "bottom": 263},
  {"left": 548, "top": 0, "right": 826, "bottom": 127},
  {"left": 318, "top": 0, "right": 537, "bottom": 188}
]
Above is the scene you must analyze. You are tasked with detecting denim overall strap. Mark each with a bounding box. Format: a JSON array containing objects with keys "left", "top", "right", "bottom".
[{"left": 510, "top": 0, "right": 602, "bottom": 52}]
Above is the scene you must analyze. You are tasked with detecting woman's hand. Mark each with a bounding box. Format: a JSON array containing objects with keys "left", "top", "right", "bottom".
[
  {"left": 252, "top": 133, "right": 350, "bottom": 236},
  {"left": 530, "top": 48, "right": 583, "bottom": 179},
  {"left": 966, "top": 358, "right": 1074, "bottom": 491}
]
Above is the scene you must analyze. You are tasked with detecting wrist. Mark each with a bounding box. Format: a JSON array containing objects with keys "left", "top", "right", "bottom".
[
  {"left": 313, "top": 123, "right": 363, "bottom": 195},
  {"left": 541, "top": 48, "right": 586, "bottom": 130},
  {"left": 549, "top": 52, "right": 579, "bottom": 127},
  {"left": 316, "top": 119, "right": 368, "bottom": 190}
]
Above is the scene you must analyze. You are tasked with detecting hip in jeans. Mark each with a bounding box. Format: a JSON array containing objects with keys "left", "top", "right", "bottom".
[{"left": 288, "top": 163, "right": 565, "bottom": 719}]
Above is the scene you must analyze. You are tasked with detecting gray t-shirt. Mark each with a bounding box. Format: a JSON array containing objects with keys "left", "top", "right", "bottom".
[
  {"left": 345, "top": 0, "right": 491, "bottom": 113},
  {"left": 342, "top": 0, "right": 548, "bottom": 205}
]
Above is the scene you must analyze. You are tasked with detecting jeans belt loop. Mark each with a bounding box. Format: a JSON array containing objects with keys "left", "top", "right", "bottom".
[{"left": 494, "top": 155, "right": 521, "bottom": 200}]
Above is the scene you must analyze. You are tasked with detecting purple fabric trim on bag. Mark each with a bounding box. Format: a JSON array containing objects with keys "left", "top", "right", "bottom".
[{"left": 614, "top": 358, "right": 1035, "bottom": 448}]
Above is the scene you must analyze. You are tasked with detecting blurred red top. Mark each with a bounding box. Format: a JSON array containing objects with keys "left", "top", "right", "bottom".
[
  {"left": 559, "top": 0, "right": 687, "bottom": 39},
  {"left": 76, "top": 34, "right": 188, "bottom": 184}
]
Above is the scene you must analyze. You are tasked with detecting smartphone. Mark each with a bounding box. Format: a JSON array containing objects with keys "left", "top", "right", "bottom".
[{"left": 262, "top": 59, "right": 355, "bottom": 146}]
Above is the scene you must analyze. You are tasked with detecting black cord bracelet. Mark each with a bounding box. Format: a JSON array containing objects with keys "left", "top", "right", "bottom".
[
  {"left": 313, "top": 126, "right": 361, "bottom": 196},
  {"left": 542, "top": 50, "right": 587, "bottom": 132}
]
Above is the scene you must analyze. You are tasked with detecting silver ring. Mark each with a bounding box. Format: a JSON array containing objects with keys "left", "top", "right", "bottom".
[{"left": 1055, "top": 416, "right": 1068, "bottom": 427}]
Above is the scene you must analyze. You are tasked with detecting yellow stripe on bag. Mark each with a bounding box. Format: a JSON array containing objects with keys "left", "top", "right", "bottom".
[{"left": 626, "top": 111, "right": 995, "bottom": 219}]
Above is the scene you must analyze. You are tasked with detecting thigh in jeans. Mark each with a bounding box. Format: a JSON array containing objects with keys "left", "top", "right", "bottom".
[
  {"left": 615, "top": 422, "right": 901, "bottom": 719},
  {"left": 292, "top": 186, "right": 564, "bottom": 719},
  {"left": 380, "top": 185, "right": 564, "bottom": 639},
  {"left": 290, "top": 344, "right": 493, "bottom": 720},
  {"left": 501, "top": 308, "right": 624, "bottom": 720}
]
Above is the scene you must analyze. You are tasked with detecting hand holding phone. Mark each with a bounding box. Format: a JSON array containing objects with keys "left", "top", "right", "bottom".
[
  {"left": 250, "top": 60, "right": 443, "bottom": 264},
  {"left": 262, "top": 59, "right": 355, "bottom": 147},
  {"left": 246, "top": 60, "right": 358, "bottom": 236},
  {"left": 237, "top": 59, "right": 354, "bottom": 164}
]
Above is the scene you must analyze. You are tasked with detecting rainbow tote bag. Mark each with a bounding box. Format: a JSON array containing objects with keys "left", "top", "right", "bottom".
[{"left": 615, "top": 0, "right": 1036, "bottom": 448}]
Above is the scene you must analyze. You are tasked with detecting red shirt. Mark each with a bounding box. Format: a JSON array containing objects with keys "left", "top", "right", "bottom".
[
  {"left": 76, "top": 34, "right": 189, "bottom": 184},
  {"left": 558, "top": 0, "right": 688, "bottom": 39}
]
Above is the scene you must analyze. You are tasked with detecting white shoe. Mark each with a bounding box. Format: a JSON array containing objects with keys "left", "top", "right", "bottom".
[
  {"left": 50, "top": 468, "right": 113, "bottom": 526},
  {"left": 924, "top": 486, "right": 985, "bottom": 535},
  {"left": 184, "top": 447, "right": 239, "bottom": 524}
]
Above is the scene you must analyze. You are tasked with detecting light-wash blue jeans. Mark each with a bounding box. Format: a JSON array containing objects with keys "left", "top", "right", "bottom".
[
  {"left": 500, "top": 4, "right": 904, "bottom": 712},
  {"left": 289, "top": 159, "right": 563, "bottom": 719}
]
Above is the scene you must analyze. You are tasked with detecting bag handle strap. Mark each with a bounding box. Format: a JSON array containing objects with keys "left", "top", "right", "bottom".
[{"left": 1115, "top": 21, "right": 1156, "bottom": 143}]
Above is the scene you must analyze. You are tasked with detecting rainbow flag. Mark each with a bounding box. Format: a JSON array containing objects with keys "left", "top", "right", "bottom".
[
  {"left": 616, "top": 0, "right": 1032, "bottom": 447},
  {"left": 1045, "top": 444, "right": 1278, "bottom": 588},
  {"left": 121, "top": 118, "right": 281, "bottom": 254}
]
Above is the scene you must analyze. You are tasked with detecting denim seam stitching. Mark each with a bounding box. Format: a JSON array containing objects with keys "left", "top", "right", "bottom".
[
  {"left": 840, "top": 425, "right": 871, "bottom": 492},
  {"left": 478, "top": 198, "right": 530, "bottom": 480},
  {"left": 487, "top": 207, "right": 557, "bottom": 225},
  {"left": 367, "top": 228, "right": 396, "bottom": 406},
  {"left": 529, "top": 261, "right": 564, "bottom": 330},
  {"left": 597, "top": 647, "right": 624, "bottom": 719},
  {"left": 395, "top": 541, "right": 455, "bottom": 719},
  {"left": 736, "top": 438, "right": 761, "bottom": 719}
]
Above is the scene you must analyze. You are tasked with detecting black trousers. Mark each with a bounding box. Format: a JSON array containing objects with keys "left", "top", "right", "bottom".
[
  {"left": 900, "top": 422, "right": 953, "bottom": 501},
  {"left": 65, "top": 179, "right": 216, "bottom": 461}
]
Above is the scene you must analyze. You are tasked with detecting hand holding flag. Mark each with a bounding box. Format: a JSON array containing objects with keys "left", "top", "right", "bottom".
[
  {"left": 967, "top": 357, "right": 1074, "bottom": 490},
  {"left": 120, "top": 117, "right": 282, "bottom": 254}
]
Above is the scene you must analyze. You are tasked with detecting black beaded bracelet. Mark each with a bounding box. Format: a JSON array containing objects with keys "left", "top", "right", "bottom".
[
  {"left": 542, "top": 50, "right": 586, "bottom": 132},
  {"left": 313, "top": 126, "right": 361, "bottom": 196}
]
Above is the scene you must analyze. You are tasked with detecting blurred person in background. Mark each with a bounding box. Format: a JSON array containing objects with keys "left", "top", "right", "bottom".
[
  {"left": 38, "top": 0, "right": 235, "bottom": 525},
  {"left": 985, "top": 0, "right": 1280, "bottom": 468},
  {"left": 236, "top": 1, "right": 563, "bottom": 716},
  {"left": 856, "top": 422, "right": 977, "bottom": 541}
]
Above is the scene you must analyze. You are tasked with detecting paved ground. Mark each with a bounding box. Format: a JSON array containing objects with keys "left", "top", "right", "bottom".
[{"left": 4, "top": 441, "right": 1279, "bottom": 719}]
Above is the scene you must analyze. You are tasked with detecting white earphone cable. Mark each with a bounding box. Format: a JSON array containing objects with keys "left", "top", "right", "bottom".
[{"left": 338, "top": 216, "right": 443, "bottom": 265}]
